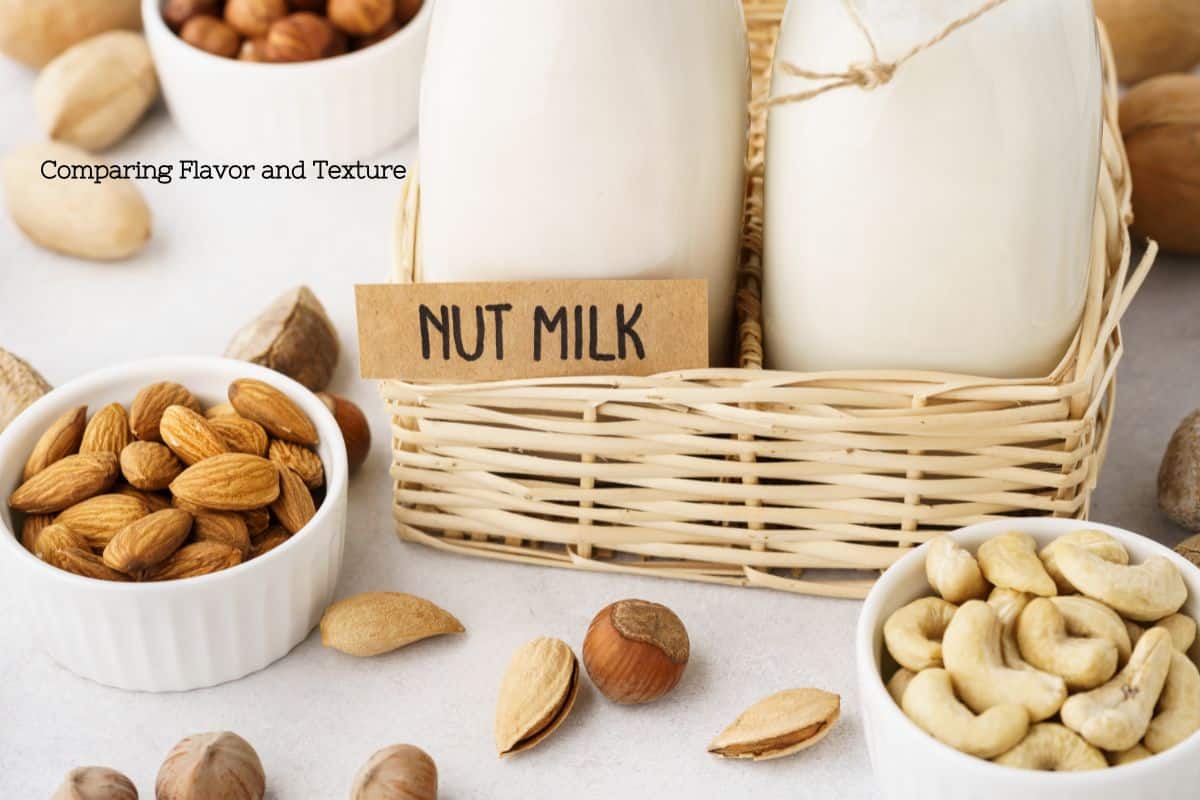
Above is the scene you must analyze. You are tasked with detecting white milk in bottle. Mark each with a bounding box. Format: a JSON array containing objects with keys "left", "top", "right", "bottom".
[
  {"left": 418, "top": 0, "right": 749, "bottom": 364},
  {"left": 763, "top": 0, "right": 1102, "bottom": 376}
]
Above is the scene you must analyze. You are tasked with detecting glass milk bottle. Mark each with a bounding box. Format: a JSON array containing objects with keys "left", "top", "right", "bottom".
[
  {"left": 763, "top": 0, "right": 1102, "bottom": 377},
  {"left": 418, "top": 0, "right": 749, "bottom": 365}
]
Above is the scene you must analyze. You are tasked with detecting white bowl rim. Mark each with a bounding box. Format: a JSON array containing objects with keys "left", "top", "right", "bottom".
[
  {"left": 142, "top": 0, "right": 432, "bottom": 75},
  {"left": 0, "top": 355, "right": 348, "bottom": 594},
  {"left": 856, "top": 516, "right": 1200, "bottom": 784}
]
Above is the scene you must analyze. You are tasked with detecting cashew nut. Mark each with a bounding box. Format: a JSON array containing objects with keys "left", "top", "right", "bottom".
[
  {"left": 901, "top": 668, "right": 1029, "bottom": 758},
  {"left": 925, "top": 535, "right": 989, "bottom": 604},
  {"left": 1061, "top": 628, "right": 1173, "bottom": 751},
  {"left": 1016, "top": 598, "right": 1118, "bottom": 691},
  {"left": 992, "top": 723, "right": 1106, "bottom": 771},
  {"left": 1108, "top": 744, "right": 1153, "bottom": 766},
  {"left": 883, "top": 597, "right": 957, "bottom": 672},
  {"left": 886, "top": 667, "right": 916, "bottom": 706},
  {"left": 1152, "top": 613, "right": 1197, "bottom": 654},
  {"left": 977, "top": 533, "right": 1057, "bottom": 597},
  {"left": 1050, "top": 595, "right": 1132, "bottom": 666},
  {"left": 942, "top": 600, "right": 1067, "bottom": 721},
  {"left": 1053, "top": 546, "right": 1187, "bottom": 622},
  {"left": 988, "top": 588, "right": 1032, "bottom": 669},
  {"left": 1039, "top": 530, "right": 1129, "bottom": 594},
  {"left": 1144, "top": 649, "right": 1200, "bottom": 753}
]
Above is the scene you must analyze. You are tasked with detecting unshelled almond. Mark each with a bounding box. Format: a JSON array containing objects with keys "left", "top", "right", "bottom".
[
  {"left": 103, "top": 508, "right": 193, "bottom": 574},
  {"left": 130, "top": 382, "right": 201, "bottom": 441},
  {"left": 170, "top": 453, "right": 280, "bottom": 511},
  {"left": 30, "top": 522, "right": 89, "bottom": 561},
  {"left": 147, "top": 540, "right": 243, "bottom": 581},
  {"left": 49, "top": 546, "right": 129, "bottom": 581},
  {"left": 271, "top": 466, "right": 315, "bottom": 534},
  {"left": 229, "top": 378, "right": 318, "bottom": 446},
  {"left": 268, "top": 439, "right": 324, "bottom": 489},
  {"left": 120, "top": 441, "right": 184, "bottom": 490},
  {"left": 210, "top": 414, "right": 268, "bottom": 456},
  {"left": 192, "top": 510, "right": 251, "bottom": 556},
  {"left": 160, "top": 404, "right": 228, "bottom": 465},
  {"left": 320, "top": 592, "right": 465, "bottom": 657},
  {"left": 22, "top": 405, "right": 86, "bottom": 481},
  {"left": 9, "top": 452, "right": 119, "bottom": 513},
  {"left": 495, "top": 637, "right": 580, "bottom": 756},
  {"left": 80, "top": 402, "right": 131, "bottom": 455},
  {"left": 55, "top": 492, "right": 148, "bottom": 547}
]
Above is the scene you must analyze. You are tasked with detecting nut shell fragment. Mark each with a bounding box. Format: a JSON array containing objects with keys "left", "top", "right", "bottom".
[
  {"left": 708, "top": 687, "right": 841, "bottom": 761},
  {"left": 225, "top": 286, "right": 340, "bottom": 391},
  {"left": 320, "top": 592, "right": 464, "bottom": 657},
  {"left": 495, "top": 636, "right": 579, "bottom": 756}
]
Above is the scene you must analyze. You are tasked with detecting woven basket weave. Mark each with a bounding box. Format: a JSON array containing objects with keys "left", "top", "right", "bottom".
[{"left": 382, "top": 0, "right": 1156, "bottom": 599}]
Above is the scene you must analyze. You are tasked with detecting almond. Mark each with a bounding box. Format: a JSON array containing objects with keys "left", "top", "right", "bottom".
[
  {"left": 22, "top": 404, "right": 86, "bottom": 480},
  {"left": 79, "top": 402, "right": 131, "bottom": 456},
  {"left": 708, "top": 688, "right": 841, "bottom": 761},
  {"left": 19, "top": 513, "right": 54, "bottom": 551},
  {"left": 319, "top": 592, "right": 465, "bottom": 657},
  {"left": 115, "top": 485, "right": 173, "bottom": 511},
  {"left": 495, "top": 637, "right": 580, "bottom": 756},
  {"left": 229, "top": 378, "right": 318, "bottom": 446},
  {"left": 243, "top": 506, "right": 271, "bottom": 536},
  {"left": 146, "top": 540, "right": 242, "bottom": 581},
  {"left": 250, "top": 525, "right": 289, "bottom": 558},
  {"left": 103, "top": 508, "right": 192, "bottom": 574},
  {"left": 160, "top": 404, "right": 228, "bottom": 465},
  {"left": 193, "top": 510, "right": 250, "bottom": 556},
  {"left": 30, "top": 521, "right": 88, "bottom": 560},
  {"left": 9, "top": 451, "right": 119, "bottom": 513},
  {"left": 49, "top": 546, "right": 129, "bottom": 581},
  {"left": 204, "top": 402, "right": 237, "bottom": 419},
  {"left": 170, "top": 453, "right": 280, "bottom": 511},
  {"left": 55, "top": 492, "right": 148, "bottom": 547},
  {"left": 130, "top": 382, "right": 201, "bottom": 441},
  {"left": 270, "top": 466, "right": 315, "bottom": 534},
  {"left": 267, "top": 439, "right": 323, "bottom": 489},
  {"left": 210, "top": 415, "right": 269, "bottom": 456},
  {"left": 120, "top": 441, "right": 184, "bottom": 490}
]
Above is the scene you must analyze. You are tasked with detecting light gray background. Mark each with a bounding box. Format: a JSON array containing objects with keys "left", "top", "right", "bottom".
[{"left": 1, "top": 58, "right": 1198, "bottom": 799}]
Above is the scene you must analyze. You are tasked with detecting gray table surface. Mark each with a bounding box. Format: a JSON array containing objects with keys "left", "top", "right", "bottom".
[{"left": 1, "top": 57, "right": 1198, "bottom": 799}]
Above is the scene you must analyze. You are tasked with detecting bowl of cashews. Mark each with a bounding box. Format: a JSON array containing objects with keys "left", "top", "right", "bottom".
[{"left": 856, "top": 517, "right": 1200, "bottom": 800}]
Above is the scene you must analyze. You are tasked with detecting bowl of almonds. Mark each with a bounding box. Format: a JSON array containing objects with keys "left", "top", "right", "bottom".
[
  {"left": 0, "top": 356, "right": 348, "bottom": 691},
  {"left": 142, "top": 0, "right": 430, "bottom": 160}
]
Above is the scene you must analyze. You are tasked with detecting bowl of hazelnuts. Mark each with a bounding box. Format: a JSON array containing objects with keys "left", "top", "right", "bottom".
[{"left": 142, "top": 0, "right": 429, "bottom": 160}]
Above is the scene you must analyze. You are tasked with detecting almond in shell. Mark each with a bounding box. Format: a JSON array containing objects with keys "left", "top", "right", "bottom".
[
  {"left": 130, "top": 382, "right": 201, "bottom": 441},
  {"left": 30, "top": 522, "right": 89, "bottom": 560},
  {"left": 49, "top": 546, "right": 130, "bottom": 581},
  {"left": 170, "top": 453, "right": 280, "bottom": 511},
  {"left": 120, "top": 441, "right": 184, "bottom": 490},
  {"left": 495, "top": 637, "right": 580, "bottom": 756},
  {"left": 103, "top": 508, "right": 193, "bottom": 574},
  {"left": 270, "top": 466, "right": 315, "bottom": 534},
  {"left": 707, "top": 688, "right": 841, "bottom": 761},
  {"left": 320, "top": 592, "right": 464, "bottom": 657},
  {"left": 54, "top": 492, "right": 148, "bottom": 547},
  {"left": 229, "top": 378, "right": 318, "bottom": 446},
  {"left": 209, "top": 415, "right": 268, "bottom": 456},
  {"left": 22, "top": 404, "right": 86, "bottom": 481},
  {"left": 79, "top": 402, "right": 131, "bottom": 456},
  {"left": 9, "top": 452, "right": 119, "bottom": 513},
  {"left": 160, "top": 404, "right": 228, "bottom": 465},
  {"left": 193, "top": 510, "right": 251, "bottom": 556},
  {"left": 147, "top": 540, "right": 243, "bottom": 581},
  {"left": 268, "top": 439, "right": 323, "bottom": 489}
]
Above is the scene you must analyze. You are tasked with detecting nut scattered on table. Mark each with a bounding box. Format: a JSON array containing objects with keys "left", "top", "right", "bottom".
[
  {"left": 350, "top": 743, "right": 437, "bottom": 800},
  {"left": 225, "top": 286, "right": 340, "bottom": 392},
  {"left": 156, "top": 731, "right": 265, "bottom": 800},
  {"left": 582, "top": 598, "right": 690, "bottom": 705},
  {"left": 1159, "top": 409, "right": 1200, "bottom": 531},
  {"left": 708, "top": 688, "right": 841, "bottom": 761},
  {"left": 320, "top": 591, "right": 464, "bottom": 657},
  {"left": 495, "top": 636, "right": 580, "bottom": 756},
  {"left": 51, "top": 765, "right": 137, "bottom": 800},
  {"left": 0, "top": 347, "right": 51, "bottom": 434}
]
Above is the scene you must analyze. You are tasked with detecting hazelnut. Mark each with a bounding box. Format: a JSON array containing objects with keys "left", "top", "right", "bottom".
[
  {"left": 156, "top": 731, "right": 266, "bottom": 800},
  {"left": 582, "top": 598, "right": 690, "bottom": 704},
  {"left": 328, "top": 0, "right": 395, "bottom": 36},
  {"left": 239, "top": 38, "right": 271, "bottom": 62},
  {"left": 163, "top": 0, "right": 221, "bottom": 32},
  {"left": 395, "top": 0, "right": 422, "bottom": 27},
  {"left": 180, "top": 16, "right": 243, "bottom": 59},
  {"left": 266, "top": 12, "right": 345, "bottom": 61},
  {"left": 354, "top": 17, "right": 399, "bottom": 50},
  {"left": 52, "top": 767, "right": 137, "bottom": 800},
  {"left": 350, "top": 744, "right": 437, "bottom": 800},
  {"left": 225, "top": 0, "right": 289, "bottom": 38},
  {"left": 317, "top": 392, "right": 371, "bottom": 470}
]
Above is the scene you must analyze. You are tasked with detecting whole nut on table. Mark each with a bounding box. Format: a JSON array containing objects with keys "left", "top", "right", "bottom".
[
  {"left": 1160, "top": 409, "right": 1200, "bottom": 531},
  {"left": 51, "top": 766, "right": 137, "bottom": 800},
  {"left": 582, "top": 598, "right": 690, "bottom": 705},
  {"left": 156, "top": 731, "right": 265, "bottom": 800},
  {"left": 350, "top": 744, "right": 437, "bottom": 800}
]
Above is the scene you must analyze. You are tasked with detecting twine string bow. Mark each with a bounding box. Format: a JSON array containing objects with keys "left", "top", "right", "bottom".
[{"left": 763, "top": 0, "right": 1011, "bottom": 108}]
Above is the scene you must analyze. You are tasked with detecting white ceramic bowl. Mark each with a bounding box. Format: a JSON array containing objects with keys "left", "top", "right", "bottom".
[
  {"left": 856, "top": 517, "right": 1200, "bottom": 800},
  {"left": 0, "top": 357, "right": 347, "bottom": 692},
  {"left": 143, "top": 0, "right": 432, "bottom": 160}
]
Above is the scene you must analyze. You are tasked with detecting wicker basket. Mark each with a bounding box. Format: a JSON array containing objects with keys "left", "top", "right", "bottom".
[{"left": 381, "top": 1, "right": 1156, "bottom": 599}]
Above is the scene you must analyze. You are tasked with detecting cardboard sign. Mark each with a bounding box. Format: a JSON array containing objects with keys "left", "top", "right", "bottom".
[{"left": 356, "top": 279, "right": 708, "bottom": 381}]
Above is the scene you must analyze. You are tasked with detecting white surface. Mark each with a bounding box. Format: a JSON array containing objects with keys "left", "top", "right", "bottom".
[
  {"left": 857, "top": 518, "right": 1200, "bottom": 800},
  {"left": 418, "top": 0, "right": 748, "bottom": 364},
  {"left": 0, "top": 56, "right": 1198, "bottom": 800},
  {"left": 0, "top": 357, "right": 348, "bottom": 691},
  {"left": 764, "top": 0, "right": 1100, "bottom": 376}
]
